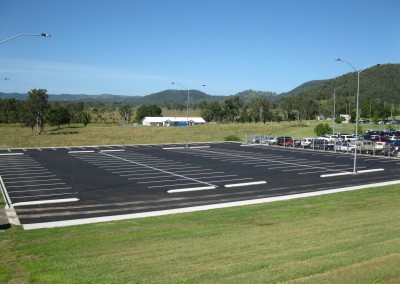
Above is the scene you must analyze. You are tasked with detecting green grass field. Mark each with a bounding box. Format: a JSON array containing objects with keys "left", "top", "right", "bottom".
[
  {"left": 0, "top": 121, "right": 399, "bottom": 283},
  {"left": 0, "top": 120, "right": 388, "bottom": 148},
  {"left": 1, "top": 186, "right": 399, "bottom": 283}
]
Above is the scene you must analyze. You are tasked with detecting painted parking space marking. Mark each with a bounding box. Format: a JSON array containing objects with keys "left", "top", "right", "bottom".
[
  {"left": 225, "top": 181, "right": 267, "bottom": 188},
  {"left": 2, "top": 142, "right": 399, "bottom": 229},
  {"left": 167, "top": 186, "right": 216, "bottom": 193},
  {"left": 100, "top": 152, "right": 216, "bottom": 188},
  {"left": 183, "top": 147, "right": 350, "bottom": 175},
  {"left": 320, "top": 168, "right": 385, "bottom": 177}
]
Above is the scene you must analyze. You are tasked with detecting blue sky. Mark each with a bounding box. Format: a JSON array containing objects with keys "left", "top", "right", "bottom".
[{"left": 0, "top": 0, "right": 399, "bottom": 96}]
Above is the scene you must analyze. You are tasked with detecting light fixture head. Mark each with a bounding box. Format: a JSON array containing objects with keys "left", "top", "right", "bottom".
[
  {"left": 41, "top": 33, "right": 51, "bottom": 37},
  {"left": 335, "top": 58, "right": 341, "bottom": 61}
]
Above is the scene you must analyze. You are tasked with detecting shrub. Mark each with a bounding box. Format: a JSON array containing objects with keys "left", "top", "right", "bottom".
[
  {"left": 314, "top": 123, "right": 332, "bottom": 136},
  {"left": 224, "top": 135, "right": 241, "bottom": 142}
]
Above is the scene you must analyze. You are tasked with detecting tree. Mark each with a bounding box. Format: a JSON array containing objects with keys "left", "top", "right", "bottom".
[
  {"left": 26, "top": 89, "right": 50, "bottom": 134},
  {"left": 47, "top": 105, "right": 70, "bottom": 129},
  {"left": 66, "top": 102, "right": 85, "bottom": 123},
  {"left": 200, "top": 101, "right": 223, "bottom": 122},
  {"left": 223, "top": 96, "right": 244, "bottom": 122},
  {"left": 81, "top": 110, "right": 91, "bottom": 127},
  {"left": 119, "top": 104, "right": 133, "bottom": 125},
  {"left": 135, "top": 104, "right": 162, "bottom": 123},
  {"left": 248, "top": 98, "right": 271, "bottom": 123},
  {"left": 335, "top": 116, "right": 346, "bottom": 124},
  {"left": 0, "top": 98, "right": 21, "bottom": 123},
  {"left": 314, "top": 123, "right": 332, "bottom": 136}
]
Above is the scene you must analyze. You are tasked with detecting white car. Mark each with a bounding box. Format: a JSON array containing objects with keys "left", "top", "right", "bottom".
[
  {"left": 265, "top": 137, "right": 277, "bottom": 145},
  {"left": 301, "top": 138, "right": 314, "bottom": 147}
]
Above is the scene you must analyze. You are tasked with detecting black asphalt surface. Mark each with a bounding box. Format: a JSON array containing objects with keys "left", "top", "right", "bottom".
[{"left": 1, "top": 142, "right": 399, "bottom": 226}]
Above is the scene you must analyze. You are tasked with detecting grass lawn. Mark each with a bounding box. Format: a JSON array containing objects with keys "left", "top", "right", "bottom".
[
  {"left": 0, "top": 186, "right": 399, "bottom": 283},
  {"left": 0, "top": 120, "right": 388, "bottom": 148}
]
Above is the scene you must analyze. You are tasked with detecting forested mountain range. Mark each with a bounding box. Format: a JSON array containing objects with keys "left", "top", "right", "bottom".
[{"left": 1, "top": 63, "right": 399, "bottom": 106}]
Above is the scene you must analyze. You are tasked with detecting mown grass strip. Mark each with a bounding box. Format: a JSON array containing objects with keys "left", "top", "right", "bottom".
[{"left": 1, "top": 185, "right": 399, "bottom": 283}]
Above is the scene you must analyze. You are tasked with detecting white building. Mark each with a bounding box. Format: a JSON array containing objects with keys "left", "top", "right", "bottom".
[
  {"left": 141, "top": 116, "right": 206, "bottom": 126},
  {"left": 340, "top": 114, "right": 350, "bottom": 124}
]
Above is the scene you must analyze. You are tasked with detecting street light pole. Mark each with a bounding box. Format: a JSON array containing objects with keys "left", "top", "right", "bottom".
[
  {"left": 324, "top": 84, "right": 346, "bottom": 135},
  {"left": 336, "top": 58, "right": 359, "bottom": 173},
  {"left": 0, "top": 33, "right": 51, "bottom": 45},
  {"left": 171, "top": 82, "right": 206, "bottom": 148},
  {"left": 171, "top": 82, "right": 190, "bottom": 148},
  {"left": 335, "top": 58, "right": 365, "bottom": 174}
]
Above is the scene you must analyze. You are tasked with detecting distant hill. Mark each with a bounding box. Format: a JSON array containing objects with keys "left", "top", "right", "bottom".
[
  {"left": 279, "top": 80, "right": 327, "bottom": 98},
  {"left": 1, "top": 63, "right": 399, "bottom": 105},
  {"left": 134, "top": 90, "right": 226, "bottom": 105},
  {"left": 234, "top": 89, "right": 278, "bottom": 102},
  {"left": 286, "top": 63, "right": 400, "bottom": 104}
]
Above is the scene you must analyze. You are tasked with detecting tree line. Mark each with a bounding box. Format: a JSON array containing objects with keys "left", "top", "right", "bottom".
[
  {"left": 198, "top": 93, "right": 398, "bottom": 124},
  {"left": 0, "top": 89, "right": 163, "bottom": 134},
  {"left": 0, "top": 87, "right": 398, "bottom": 134}
]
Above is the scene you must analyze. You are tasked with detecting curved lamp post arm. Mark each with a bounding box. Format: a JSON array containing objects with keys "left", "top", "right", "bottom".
[{"left": 0, "top": 33, "right": 51, "bottom": 45}]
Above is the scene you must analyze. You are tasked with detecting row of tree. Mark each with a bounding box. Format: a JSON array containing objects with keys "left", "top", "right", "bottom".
[
  {"left": 198, "top": 93, "right": 398, "bottom": 124},
  {"left": 0, "top": 87, "right": 398, "bottom": 134},
  {"left": 0, "top": 89, "right": 163, "bottom": 134}
]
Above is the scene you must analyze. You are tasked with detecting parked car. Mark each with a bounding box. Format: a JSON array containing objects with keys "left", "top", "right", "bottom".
[
  {"left": 390, "top": 140, "right": 400, "bottom": 157},
  {"left": 252, "top": 135, "right": 267, "bottom": 144},
  {"left": 319, "top": 135, "right": 339, "bottom": 142},
  {"left": 371, "top": 141, "right": 389, "bottom": 155},
  {"left": 340, "top": 134, "right": 355, "bottom": 142},
  {"left": 334, "top": 141, "right": 349, "bottom": 151},
  {"left": 301, "top": 138, "right": 315, "bottom": 148},
  {"left": 265, "top": 136, "right": 277, "bottom": 145},
  {"left": 276, "top": 136, "right": 293, "bottom": 147},
  {"left": 339, "top": 142, "right": 354, "bottom": 152},
  {"left": 310, "top": 139, "right": 334, "bottom": 151}
]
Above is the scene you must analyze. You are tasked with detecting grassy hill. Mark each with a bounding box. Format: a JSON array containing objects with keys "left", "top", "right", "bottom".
[{"left": 1, "top": 63, "right": 399, "bottom": 106}]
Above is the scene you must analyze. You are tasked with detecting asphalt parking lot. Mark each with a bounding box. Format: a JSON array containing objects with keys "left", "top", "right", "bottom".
[{"left": 1, "top": 142, "right": 400, "bottom": 229}]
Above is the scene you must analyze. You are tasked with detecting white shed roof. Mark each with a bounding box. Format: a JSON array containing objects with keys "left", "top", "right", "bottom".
[{"left": 142, "top": 117, "right": 206, "bottom": 123}]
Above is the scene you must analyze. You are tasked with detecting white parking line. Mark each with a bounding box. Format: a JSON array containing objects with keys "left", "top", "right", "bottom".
[
  {"left": 12, "top": 192, "right": 76, "bottom": 200},
  {"left": 191, "top": 148, "right": 346, "bottom": 174},
  {"left": 13, "top": 198, "right": 79, "bottom": 207},
  {"left": 138, "top": 178, "right": 187, "bottom": 184},
  {"left": 320, "top": 168, "right": 384, "bottom": 177},
  {"left": 148, "top": 182, "right": 201, "bottom": 189},
  {"left": 6, "top": 182, "right": 66, "bottom": 188},
  {"left": 224, "top": 181, "right": 267, "bottom": 188},
  {"left": 102, "top": 152, "right": 216, "bottom": 188},
  {"left": 128, "top": 175, "right": 172, "bottom": 180},
  {"left": 167, "top": 186, "right": 216, "bottom": 193},
  {"left": 10, "top": 187, "right": 72, "bottom": 193},
  {"left": 189, "top": 146, "right": 210, "bottom": 149}
]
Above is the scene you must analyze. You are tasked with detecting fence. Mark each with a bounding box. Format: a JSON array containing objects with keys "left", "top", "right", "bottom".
[{"left": 0, "top": 176, "right": 11, "bottom": 208}]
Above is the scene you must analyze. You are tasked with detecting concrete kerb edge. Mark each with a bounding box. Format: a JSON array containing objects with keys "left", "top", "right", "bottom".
[{"left": 22, "top": 179, "right": 400, "bottom": 230}]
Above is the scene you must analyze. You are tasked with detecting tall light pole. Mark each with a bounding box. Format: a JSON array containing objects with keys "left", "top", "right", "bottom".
[
  {"left": 171, "top": 82, "right": 206, "bottom": 148},
  {"left": 335, "top": 58, "right": 375, "bottom": 173},
  {"left": 324, "top": 84, "right": 346, "bottom": 135},
  {"left": 0, "top": 33, "right": 51, "bottom": 45}
]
